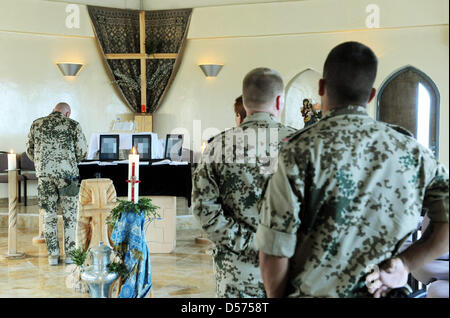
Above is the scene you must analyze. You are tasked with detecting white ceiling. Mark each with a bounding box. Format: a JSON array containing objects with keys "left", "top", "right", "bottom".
[{"left": 44, "top": 0, "right": 304, "bottom": 10}]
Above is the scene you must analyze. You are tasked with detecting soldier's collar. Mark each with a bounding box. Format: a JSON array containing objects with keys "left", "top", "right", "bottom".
[
  {"left": 242, "top": 111, "right": 277, "bottom": 124},
  {"left": 50, "top": 111, "right": 64, "bottom": 116},
  {"left": 321, "top": 105, "right": 368, "bottom": 120}
]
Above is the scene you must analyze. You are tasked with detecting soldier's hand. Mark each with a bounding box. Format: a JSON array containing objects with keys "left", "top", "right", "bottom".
[{"left": 365, "top": 258, "right": 409, "bottom": 298}]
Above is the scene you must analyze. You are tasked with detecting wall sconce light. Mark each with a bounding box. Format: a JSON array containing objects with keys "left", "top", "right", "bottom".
[
  {"left": 199, "top": 64, "right": 223, "bottom": 77},
  {"left": 56, "top": 63, "right": 84, "bottom": 77}
]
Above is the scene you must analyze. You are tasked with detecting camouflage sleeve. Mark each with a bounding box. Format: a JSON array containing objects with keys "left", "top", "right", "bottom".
[
  {"left": 26, "top": 123, "right": 35, "bottom": 161},
  {"left": 192, "top": 160, "right": 257, "bottom": 253},
  {"left": 423, "top": 162, "right": 449, "bottom": 223},
  {"left": 254, "top": 147, "right": 302, "bottom": 257},
  {"left": 74, "top": 123, "right": 87, "bottom": 162}
]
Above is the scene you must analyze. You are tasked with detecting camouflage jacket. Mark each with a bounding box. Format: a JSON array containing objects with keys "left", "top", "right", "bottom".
[
  {"left": 254, "top": 105, "right": 449, "bottom": 298},
  {"left": 26, "top": 111, "right": 88, "bottom": 178},
  {"left": 192, "top": 112, "right": 296, "bottom": 256}
]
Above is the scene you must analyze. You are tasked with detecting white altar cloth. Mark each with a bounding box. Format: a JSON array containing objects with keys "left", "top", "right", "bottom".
[{"left": 87, "top": 132, "right": 165, "bottom": 160}]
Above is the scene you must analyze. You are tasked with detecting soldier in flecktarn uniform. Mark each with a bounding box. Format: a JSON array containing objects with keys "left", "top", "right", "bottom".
[
  {"left": 192, "top": 68, "right": 296, "bottom": 298},
  {"left": 255, "top": 42, "right": 449, "bottom": 298},
  {"left": 26, "top": 103, "right": 87, "bottom": 266}
]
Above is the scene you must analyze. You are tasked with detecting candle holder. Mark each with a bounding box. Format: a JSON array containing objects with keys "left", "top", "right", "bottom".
[{"left": 0, "top": 169, "right": 26, "bottom": 260}]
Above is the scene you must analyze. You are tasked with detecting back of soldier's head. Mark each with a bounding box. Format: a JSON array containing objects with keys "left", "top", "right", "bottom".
[
  {"left": 54, "top": 102, "right": 71, "bottom": 114},
  {"left": 323, "top": 41, "right": 378, "bottom": 107},
  {"left": 242, "top": 67, "right": 284, "bottom": 111}
]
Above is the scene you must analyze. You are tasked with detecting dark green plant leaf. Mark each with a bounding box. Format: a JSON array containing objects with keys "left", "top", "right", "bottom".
[{"left": 68, "top": 247, "right": 89, "bottom": 266}]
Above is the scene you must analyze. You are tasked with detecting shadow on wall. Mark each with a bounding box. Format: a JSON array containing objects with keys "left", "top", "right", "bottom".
[{"left": 282, "top": 68, "right": 322, "bottom": 130}]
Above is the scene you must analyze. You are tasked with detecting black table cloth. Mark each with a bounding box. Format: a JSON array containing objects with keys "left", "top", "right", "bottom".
[{"left": 78, "top": 163, "right": 192, "bottom": 206}]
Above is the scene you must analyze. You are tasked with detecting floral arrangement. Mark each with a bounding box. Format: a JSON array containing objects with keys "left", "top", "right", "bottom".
[
  {"left": 65, "top": 247, "right": 90, "bottom": 293},
  {"left": 106, "top": 197, "right": 160, "bottom": 229}
]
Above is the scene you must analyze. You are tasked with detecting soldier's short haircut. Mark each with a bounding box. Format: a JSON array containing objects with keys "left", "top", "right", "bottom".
[
  {"left": 54, "top": 102, "right": 70, "bottom": 113},
  {"left": 323, "top": 41, "right": 378, "bottom": 107},
  {"left": 242, "top": 67, "right": 284, "bottom": 111}
]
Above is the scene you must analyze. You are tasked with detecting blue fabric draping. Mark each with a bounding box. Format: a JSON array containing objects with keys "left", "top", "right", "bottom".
[{"left": 111, "top": 211, "right": 152, "bottom": 298}]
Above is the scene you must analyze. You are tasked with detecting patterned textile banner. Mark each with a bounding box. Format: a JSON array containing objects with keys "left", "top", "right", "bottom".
[
  {"left": 87, "top": 6, "right": 192, "bottom": 113},
  {"left": 111, "top": 211, "right": 152, "bottom": 298}
]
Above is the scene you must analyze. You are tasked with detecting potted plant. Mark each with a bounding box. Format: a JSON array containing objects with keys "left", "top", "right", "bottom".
[{"left": 65, "top": 247, "right": 90, "bottom": 293}]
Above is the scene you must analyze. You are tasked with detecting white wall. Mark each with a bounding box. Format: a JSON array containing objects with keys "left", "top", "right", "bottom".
[
  {"left": 155, "top": 0, "right": 449, "bottom": 169},
  {"left": 0, "top": 0, "right": 132, "bottom": 198}
]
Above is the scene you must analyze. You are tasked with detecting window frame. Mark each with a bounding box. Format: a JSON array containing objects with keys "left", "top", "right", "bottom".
[{"left": 376, "top": 65, "right": 441, "bottom": 158}]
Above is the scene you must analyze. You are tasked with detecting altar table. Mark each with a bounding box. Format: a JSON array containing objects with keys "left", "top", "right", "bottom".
[{"left": 78, "top": 161, "right": 192, "bottom": 206}]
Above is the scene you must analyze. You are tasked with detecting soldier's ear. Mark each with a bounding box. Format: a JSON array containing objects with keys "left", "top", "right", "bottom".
[
  {"left": 368, "top": 88, "right": 376, "bottom": 103},
  {"left": 318, "top": 79, "right": 325, "bottom": 96},
  {"left": 275, "top": 95, "right": 282, "bottom": 111}
]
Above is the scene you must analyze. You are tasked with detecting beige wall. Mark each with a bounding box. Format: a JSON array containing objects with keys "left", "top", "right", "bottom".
[
  {"left": 155, "top": 0, "right": 449, "bottom": 167},
  {"left": 0, "top": 0, "right": 448, "bottom": 198},
  {"left": 0, "top": 0, "right": 131, "bottom": 198}
]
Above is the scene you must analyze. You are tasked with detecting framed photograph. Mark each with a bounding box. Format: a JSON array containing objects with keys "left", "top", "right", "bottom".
[
  {"left": 132, "top": 134, "right": 152, "bottom": 161},
  {"left": 164, "top": 134, "right": 184, "bottom": 161},
  {"left": 99, "top": 134, "right": 119, "bottom": 161}
]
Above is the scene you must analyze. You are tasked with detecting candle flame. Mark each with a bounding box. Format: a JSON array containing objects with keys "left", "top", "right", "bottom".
[
  {"left": 9, "top": 149, "right": 14, "bottom": 154},
  {"left": 131, "top": 146, "right": 137, "bottom": 154},
  {"left": 201, "top": 141, "right": 208, "bottom": 154}
]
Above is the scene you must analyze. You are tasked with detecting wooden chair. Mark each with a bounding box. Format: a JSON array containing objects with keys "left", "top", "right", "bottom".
[
  {"left": 0, "top": 152, "right": 26, "bottom": 199},
  {"left": 18, "top": 152, "right": 38, "bottom": 206}
]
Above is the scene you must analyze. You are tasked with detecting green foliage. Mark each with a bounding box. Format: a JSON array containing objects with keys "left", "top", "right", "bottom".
[
  {"left": 107, "top": 261, "right": 128, "bottom": 277},
  {"left": 106, "top": 197, "right": 160, "bottom": 229},
  {"left": 68, "top": 247, "right": 89, "bottom": 267},
  {"left": 112, "top": 242, "right": 128, "bottom": 260}
]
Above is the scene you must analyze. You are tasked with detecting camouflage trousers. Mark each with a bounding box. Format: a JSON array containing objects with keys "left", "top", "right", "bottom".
[
  {"left": 37, "top": 177, "right": 78, "bottom": 257},
  {"left": 213, "top": 246, "right": 266, "bottom": 298}
]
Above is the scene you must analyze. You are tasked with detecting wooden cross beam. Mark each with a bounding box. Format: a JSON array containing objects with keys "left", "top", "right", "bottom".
[{"left": 105, "top": 11, "right": 178, "bottom": 113}]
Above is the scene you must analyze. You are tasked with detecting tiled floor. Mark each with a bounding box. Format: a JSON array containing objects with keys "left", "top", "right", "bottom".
[{"left": 0, "top": 200, "right": 217, "bottom": 298}]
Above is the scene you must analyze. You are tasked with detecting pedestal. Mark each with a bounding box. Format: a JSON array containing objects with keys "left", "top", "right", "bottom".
[
  {"left": 0, "top": 170, "right": 26, "bottom": 260},
  {"left": 77, "top": 179, "right": 117, "bottom": 250},
  {"left": 145, "top": 196, "right": 176, "bottom": 254},
  {"left": 32, "top": 208, "right": 46, "bottom": 244}
]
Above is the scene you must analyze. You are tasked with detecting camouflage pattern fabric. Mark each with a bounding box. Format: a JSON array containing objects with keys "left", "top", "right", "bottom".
[
  {"left": 26, "top": 111, "right": 87, "bottom": 257},
  {"left": 38, "top": 177, "right": 79, "bottom": 256},
  {"left": 192, "top": 112, "right": 296, "bottom": 297},
  {"left": 254, "top": 105, "right": 449, "bottom": 298},
  {"left": 26, "top": 111, "right": 87, "bottom": 178}
]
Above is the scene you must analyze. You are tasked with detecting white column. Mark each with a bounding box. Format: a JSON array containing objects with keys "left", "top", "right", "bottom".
[{"left": 1, "top": 168, "right": 25, "bottom": 259}]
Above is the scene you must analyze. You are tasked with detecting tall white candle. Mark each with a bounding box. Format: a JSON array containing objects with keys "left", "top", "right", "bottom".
[
  {"left": 128, "top": 147, "right": 140, "bottom": 203},
  {"left": 8, "top": 150, "right": 16, "bottom": 170}
]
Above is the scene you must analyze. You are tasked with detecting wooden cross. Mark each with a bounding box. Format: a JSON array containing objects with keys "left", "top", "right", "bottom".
[{"left": 105, "top": 11, "right": 178, "bottom": 113}]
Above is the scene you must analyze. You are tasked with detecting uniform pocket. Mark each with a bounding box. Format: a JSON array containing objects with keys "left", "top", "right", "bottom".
[{"left": 59, "top": 179, "right": 80, "bottom": 197}]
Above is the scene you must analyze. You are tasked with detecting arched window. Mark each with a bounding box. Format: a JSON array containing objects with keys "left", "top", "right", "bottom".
[
  {"left": 377, "top": 66, "right": 440, "bottom": 157},
  {"left": 282, "top": 68, "right": 322, "bottom": 129}
]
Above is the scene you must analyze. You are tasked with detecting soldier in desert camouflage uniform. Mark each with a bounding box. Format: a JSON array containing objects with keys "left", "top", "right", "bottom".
[
  {"left": 255, "top": 42, "right": 449, "bottom": 298},
  {"left": 26, "top": 103, "right": 87, "bottom": 265},
  {"left": 192, "top": 68, "right": 295, "bottom": 297}
]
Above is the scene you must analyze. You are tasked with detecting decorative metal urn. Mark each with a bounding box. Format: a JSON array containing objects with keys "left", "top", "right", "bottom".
[{"left": 81, "top": 241, "right": 119, "bottom": 298}]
